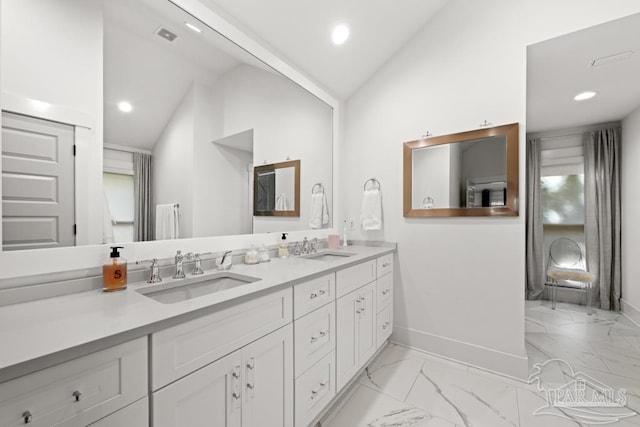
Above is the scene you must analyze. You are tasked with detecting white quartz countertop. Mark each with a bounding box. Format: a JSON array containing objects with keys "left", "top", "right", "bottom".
[{"left": 0, "top": 244, "right": 394, "bottom": 375}]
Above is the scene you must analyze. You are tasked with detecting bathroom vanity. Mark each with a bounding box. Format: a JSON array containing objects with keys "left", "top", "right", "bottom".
[{"left": 0, "top": 244, "right": 395, "bottom": 427}]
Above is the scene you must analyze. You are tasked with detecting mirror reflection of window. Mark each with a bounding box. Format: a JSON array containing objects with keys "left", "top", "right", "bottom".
[{"left": 103, "top": 173, "right": 134, "bottom": 243}]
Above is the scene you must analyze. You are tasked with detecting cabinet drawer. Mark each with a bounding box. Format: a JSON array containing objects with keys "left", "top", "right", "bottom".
[
  {"left": 295, "top": 351, "right": 335, "bottom": 427},
  {"left": 336, "top": 260, "right": 375, "bottom": 298},
  {"left": 377, "top": 304, "right": 393, "bottom": 347},
  {"left": 377, "top": 254, "right": 393, "bottom": 278},
  {"left": 376, "top": 274, "right": 393, "bottom": 313},
  {"left": 88, "top": 397, "right": 148, "bottom": 427},
  {"left": 151, "top": 287, "right": 292, "bottom": 390},
  {"left": 294, "top": 273, "right": 335, "bottom": 319},
  {"left": 294, "top": 301, "right": 335, "bottom": 377},
  {"left": 0, "top": 338, "right": 147, "bottom": 427}
]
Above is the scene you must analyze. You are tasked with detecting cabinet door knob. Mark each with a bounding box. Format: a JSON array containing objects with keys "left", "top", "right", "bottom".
[
  {"left": 318, "top": 289, "right": 326, "bottom": 295},
  {"left": 310, "top": 336, "right": 318, "bottom": 343},
  {"left": 233, "top": 392, "right": 241, "bottom": 400},
  {"left": 319, "top": 330, "right": 327, "bottom": 337},
  {"left": 246, "top": 383, "right": 255, "bottom": 390},
  {"left": 72, "top": 390, "right": 82, "bottom": 402},
  {"left": 310, "top": 292, "right": 318, "bottom": 299},
  {"left": 22, "top": 411, "right": 33, "bottom": 424}
]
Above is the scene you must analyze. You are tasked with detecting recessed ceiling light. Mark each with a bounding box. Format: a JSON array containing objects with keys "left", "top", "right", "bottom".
[
  {"left": 185, "top": 22, "right": 201, "bottom": 33},
  {"left": 118, "top": 101, "right": 133, "bottom": 113},
  {"left": 332, "top": 24, "right": 350, "bottom": 45},
  {"left": 574, "top": 91, "right": 597, "bottom": 101}
]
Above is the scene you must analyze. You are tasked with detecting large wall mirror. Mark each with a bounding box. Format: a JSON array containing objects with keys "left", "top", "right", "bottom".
[
  {"left": 403, "top": 123, "right": 519, "bottom": 217},
  {"left": 0, "top": 0, "right": 333, "bottom": 251}
]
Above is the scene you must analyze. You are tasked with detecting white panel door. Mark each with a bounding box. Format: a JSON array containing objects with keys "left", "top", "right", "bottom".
[
  {"left": 358, "top": 282, "right": 377, "bottom": 365},
  {"left": 241, "top": 324, "right": 293, "bottom": 427},
  {"left": 152, "top": 350, "right": 242, "bottom": 427},
  {"left": 336, "top": 291, "right": 359, "bottom": 391},
  {"left": 2, "top": 111, "right": 75, "bottom": 250}
]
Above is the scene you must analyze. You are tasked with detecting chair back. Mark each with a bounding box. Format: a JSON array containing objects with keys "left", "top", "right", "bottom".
[{"left": 547, "top": 237, "right": 584, "bottom": 271}]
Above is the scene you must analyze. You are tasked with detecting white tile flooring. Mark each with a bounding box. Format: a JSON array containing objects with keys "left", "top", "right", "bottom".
[{"left": 321, "top": 301, "right": 640, "bottom": 426}]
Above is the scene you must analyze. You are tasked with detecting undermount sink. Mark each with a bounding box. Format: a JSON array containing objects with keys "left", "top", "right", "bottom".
[
  {"left": 302, "top": 250, "right": 356, "bottom": 261},
  {"left": 136, "top": 272, "right": 260, "bottom": 304}
]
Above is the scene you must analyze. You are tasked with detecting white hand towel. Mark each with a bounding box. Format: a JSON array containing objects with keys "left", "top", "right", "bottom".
[
  {"left": 156, "top": 204, "right": 180, "bottom": 240},
  {"left": 275, "top": 193, "right": 288, "bottom": 211},
  {"left": 308, "top": 192, "right": 330, "bottom": 229},
  {"left": 360, "top": 189, "right": 382, "bottom": 230}
]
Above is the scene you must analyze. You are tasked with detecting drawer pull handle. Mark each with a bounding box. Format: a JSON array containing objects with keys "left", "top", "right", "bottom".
[
  {"left": 319, "top": 330, "right": 327, "bottom": 337},
  {"left": 383, "top": 262, "right": 390, "bottom": 267},
  {"left": 382, "top": 289, "right": 390, "bottom": 295},
  {"left": 72, "top": 391, "right": 82, "bottom": 402},
  {"left": 233, "top": 392, "right": 241, "bottom": 400},
  {"left": 318, "top": 289, "right": 326, "bottom": 295},
  {"left": 22, "top": 411, "right": 33, "bottom": 424},
  {"left": 247, "top": 383, "right": 255, "bottom": 390},
  {"left": 310, "top": 336, "right": 318, "bottom": 343},
  {"left": 246, "top": 361, "right": 254, "bottom": 370},
  {"left": 311, "top": 389, "right": 318, "bottom": 399},
  {"left": 310, "top": 292, "right": 318, "bottom": 299}
]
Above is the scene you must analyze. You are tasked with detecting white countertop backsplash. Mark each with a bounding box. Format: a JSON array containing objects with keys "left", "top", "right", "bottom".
[{"left": 0, "top": 244, "right": 395, "bottom": 378}]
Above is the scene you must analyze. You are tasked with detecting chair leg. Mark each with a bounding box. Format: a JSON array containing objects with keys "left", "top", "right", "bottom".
[
  {"left": 586, "top": 282, "right": 593, "bottom": 315},
  {"left": 551, "top": 280, "right": 557, "bottom": 310}
]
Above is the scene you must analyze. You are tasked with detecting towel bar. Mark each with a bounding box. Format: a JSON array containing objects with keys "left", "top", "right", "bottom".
[{"left": 363, "top": 178, "right": 381, "bottom": 191}]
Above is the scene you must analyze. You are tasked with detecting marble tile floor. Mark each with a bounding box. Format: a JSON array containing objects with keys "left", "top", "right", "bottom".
[{"left": 321, "top": 301, "right": 640, "bottom": 427}]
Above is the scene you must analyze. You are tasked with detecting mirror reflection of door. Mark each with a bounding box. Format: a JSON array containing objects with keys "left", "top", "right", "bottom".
[
  {"left": 1, "top": 112, "right": 76, "bottom": 250},
  {"left": 256, "top": 169, "right": 276, "bottom": 211}
]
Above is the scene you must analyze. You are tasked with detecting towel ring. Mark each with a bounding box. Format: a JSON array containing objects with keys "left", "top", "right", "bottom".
[
  {"left": 422, "top": 197, "right": 434, "bottom": 209},
  {"left": 364, "top": 178, "right": 381, "bottom": 191},
  {"left": 312, "top": 183, "right": 324, "bottom": 194}
]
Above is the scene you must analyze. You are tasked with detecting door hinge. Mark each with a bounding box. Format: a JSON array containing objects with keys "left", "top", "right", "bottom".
[
  {"left": 73, "top": 145, "right": 76, "bottom": 156},
  {"left": 73, "top": 224, "right": 77, "bottom": 235}
]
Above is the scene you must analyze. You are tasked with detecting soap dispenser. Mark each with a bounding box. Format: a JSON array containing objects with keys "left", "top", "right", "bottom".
[
  {"left": 103, "top": 246, "right": 127, "bottom": 292},
  {"left": 278, "top": 233, "right": 290, "bottom": 258}
]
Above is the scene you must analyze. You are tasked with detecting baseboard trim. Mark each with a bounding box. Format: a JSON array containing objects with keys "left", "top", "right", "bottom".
[
  {"left": 391, "top": 325, "right": 529, "bottom": 380},
  {"left": 621, "top": 298, "right": 640, "bottom": 328}
]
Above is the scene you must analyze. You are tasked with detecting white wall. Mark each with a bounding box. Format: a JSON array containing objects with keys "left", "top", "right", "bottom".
[
  {"left": 622, "top": 105, "right": 640, "bottom": 325},
  {"left": 342, "top": 0, "right": 640, "bottom": 378},
  {"left": 193, "top": 82, "right": 252, "bottom": 237},
  {"left": 218, "top": 64, "right": 333, "bottom": 233},
  {"left": 1, "top": 0, "right": 104, "bottom": 245},
  {"left": 152, "top": 85, "right": 195, "bottom": 239}
]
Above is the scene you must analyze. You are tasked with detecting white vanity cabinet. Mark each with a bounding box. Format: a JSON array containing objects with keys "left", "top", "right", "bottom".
[
  {"left": 336, "top": 280, "right": 377, "bottom": 392},
  {"left": 376, "top": 254, "right": 394, "bottom": 346},
  {"left": 0, "top": 338, "right": 147, "bottom": 427},
  {"left": 293, "top": 275, "right": 337, "bottom": 427},
  {"left": 153, "top": 324, "right": 293, "bottom": 427},
  {"left": 88, "top": 398, "right": 148, "bottom": 427}
]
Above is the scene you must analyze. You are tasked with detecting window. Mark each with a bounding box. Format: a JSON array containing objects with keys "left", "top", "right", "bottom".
[
  {"left": 541, "top": 174, "right": 584, "bottom": 225},
  {"left": 103, "top": 172, "right": 134, "bottom": 243}
]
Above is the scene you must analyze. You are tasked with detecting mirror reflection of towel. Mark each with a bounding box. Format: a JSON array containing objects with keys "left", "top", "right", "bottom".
[
  {"left": 156, "top": 204, "right": 180, "bottom": 240},
  {"left": 275, "top": 193, "right": 288, "bottom": 211},
  {"left": 360, "top": 189, "right": 382, "bottom": 230},
  {"left": 309, "top": 192, "right": 330, "bottom": 229}
]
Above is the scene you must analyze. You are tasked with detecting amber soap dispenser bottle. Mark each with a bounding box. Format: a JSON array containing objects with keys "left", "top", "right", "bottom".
[{"left": 103, "top": 246, "right": 127, "bottom": 292}]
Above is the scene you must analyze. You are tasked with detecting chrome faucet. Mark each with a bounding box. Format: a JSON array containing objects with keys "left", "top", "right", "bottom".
[
  {"left": 136, "top": 258, "right": 162, "bottom": 283},
  {"left": 310, "top": 238, "right": 318, "bottom": 253},
  {"left": 290, "top": 241, "right": 301, "bottom": 256},
  {"left": 191, "top": 252, "right": 212, "bottom": 275},
  {"left": 173, "top": 250, "right": 186, "bottom": 279},
  {"left": 301, "top": 237, "right": 310, "bottom": 255}
]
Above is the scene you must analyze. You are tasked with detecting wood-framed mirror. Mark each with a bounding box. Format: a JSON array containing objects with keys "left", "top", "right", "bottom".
[
  {"left": 253, "top": 159, "right": 301, "bottom": 217},
  {"left": 403, "top": 123, "right": 519, "bottom": 217}
]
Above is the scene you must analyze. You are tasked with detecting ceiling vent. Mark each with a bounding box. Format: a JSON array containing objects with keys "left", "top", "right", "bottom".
[
  {"left": 155, "top": 26, "right": 178, "bottom": 42},
  {"left": 588, "top": 50, "right": 634, "bottom": 68}
]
